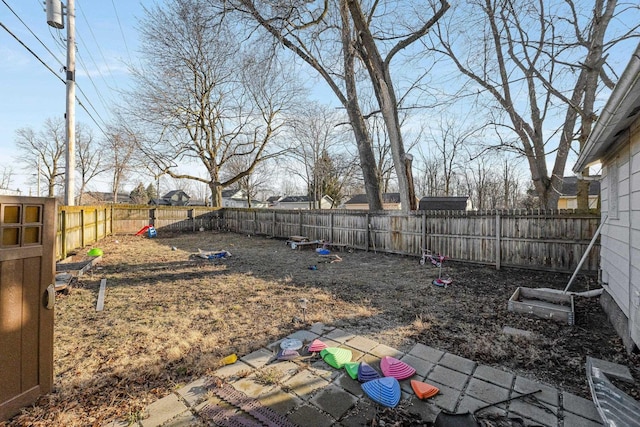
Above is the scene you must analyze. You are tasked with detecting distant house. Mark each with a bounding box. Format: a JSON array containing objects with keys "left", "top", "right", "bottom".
[
  {"left": 572, "top": 42, "right": 640, "bottom": 352},
  {"left": 419, "top": 196, "right": 472, "bottom": 211},
  {"left": 221, "top": 189, "right": 248, "bottom": 208},
  {"left": 267, "top": 195, "right": 283, "bottom": 207},
  {"left": 82, "top": 191, "right": 132, "bottom": 204},
  {"left": 556, "top": 176, "right": 600, "bottom": 209},
  {"left": 276, "top": 195, "right": 334, "bottom": 210},
  {"left": 343, "top": 192, "right": 418, "bottom": 210},
  {"left": 0, "top": 188, "right": 21, "bottom": 196},
  {"left": 150, "top": 190, "right": 190, "bottom": 206}
]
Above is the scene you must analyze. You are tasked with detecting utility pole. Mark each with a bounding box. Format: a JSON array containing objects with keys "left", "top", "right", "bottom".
[
  {"left": 46, "top": 0, "right": 75, "bottom": 205},
  {"left": 65, "top": 0, "right": 76, "bottom": 205}
]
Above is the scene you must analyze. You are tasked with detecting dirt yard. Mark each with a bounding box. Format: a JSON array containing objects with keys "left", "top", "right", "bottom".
[{"left": 4, "top": 231, "right": 638, "bottom": 426}]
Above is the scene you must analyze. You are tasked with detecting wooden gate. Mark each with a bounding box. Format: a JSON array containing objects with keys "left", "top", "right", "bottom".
[{"left": 0, "top": 197, "right": 56, "bottom": 420}]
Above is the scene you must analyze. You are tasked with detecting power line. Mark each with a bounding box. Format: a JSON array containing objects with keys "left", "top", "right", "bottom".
[
  {"left": 0, "top": 21, "right": 65, "bottom": 84},
  {"left": 1, "top": 0, "right": 64, "bottom": 67},
  {"left": 1, "top": 21, "right": 107, "bottom": 137},
  {"left": 111, "top": 0, "right": 132, "bottom": 64}
]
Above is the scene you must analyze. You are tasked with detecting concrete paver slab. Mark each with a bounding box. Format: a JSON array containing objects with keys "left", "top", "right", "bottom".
[
  {"left": 283, "top": 370, "right": 331, "bottom": 401},
  {"left": 465, "top": 377, "right": 510, "bottom": 404},
  {"left": 439, "top": 352, "right": 476, "bottom": 374},
  {"left": 215, "top": 360, "right": 253, "bottom": 380},
  {"left": 257, "top": 388, "right": 303, "bottom": 415},
  {"left": 509, "top": 398, "right": 558, "bottom": 427},
  {"left": 288, "top": 404, "right": 334, "bottom": 427},
  {"left": 232, "top": 376, "right": 275, "bottom": 398},
  {"left": 561, "top": 391, "right": 602, "bottom": 422},
  {"left": 344, "top": 335, "right": 378, "bottom": 353},
  {"left": 241, "top": 348, "right": 274, "bottom": 369},
  {"left": 400, "top": 353, "right": 435, "bottom": 377},
  {"left": 458, "top": 394, "right": 507, "bottom": 416},
  {"left": 473, "top": 364, "right": 515, "bottom": 389},
  {"left": 176, "top": 377, "right": 209, "bottom": 407},
  {"left": 309, "top": 384, "right": 358, "bottom": 419},
  {"left": 309, "top": 322, "right": 334, "bottom": 335},
  {"left": 140, "top": 393, "right": 189, "bottom": 427},
  {"left": 338, "top": 399, "right": 377, "bottom": 427},
  {"left": 160, "top": 411, "right": 200, "bottom": 427},
  {"left": 513, "top": 375, "right": 559, "bottom": 406},
  {"left": 425, "top": 381, "right": 462, "bottom": 412},
  {"left": 134, "top": 326, "right": 595, "bottom": 427},
  {"left": 370, "top": 343, "right": 403, "bottom": 358},
  {"left": 408, "top": 343, "right": 444, "bottom": 364},
  {"left": 428, "top": 365, "right": 469, "bottom": 391},
  {"left": 563, "top": 411, "right": 604, "bottom": 427},
  {"left": 405, "top": 395, "right": 440, "bottom": 423},
  {"left": 336, "top": 373, "right": 364, "bottom": 398},
  {"left": 324, "top": 328, "right": 355, "bottom": 343}
]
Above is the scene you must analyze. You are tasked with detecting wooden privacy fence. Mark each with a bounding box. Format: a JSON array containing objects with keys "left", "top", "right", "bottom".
[
  {"left": 56, "top": 205, "right": 600, "bottom": 273},
  {"left": 57, "top": 206, "right": 112, "bottom": 260},
  {"left": 222, "top": 208, "right": 601, "bottom": 273}
]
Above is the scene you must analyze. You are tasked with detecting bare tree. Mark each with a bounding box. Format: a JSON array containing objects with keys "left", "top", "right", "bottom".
[
  {"left": 425, "top": 118, "right": 477, "bottom": 196},
  {"left": 0, "top": 165, "right": 14, "bottom": 189},
  {"left": 15, "top": 117, "right": 66, "bottom": 197},
  {"left": 430, "top": 0, "right": 640, "bottom": 209},
  {"left": 128, "top": 0, "right": 294, "bottom": 207},
  {"left": 104, "top": 124, "right": 139, "bottom": 203},
  {"left": 75, "top": 125, "right": 108, "bottom": 205},
  {"left": 221, "top": 156, "right": 273, "bottom": 207},
  {"left": 285, "top": 103, "right": 357, "bottom": 208},
  {"left": 233, "top": 0, "right": 388, "bottom": 210},
  {"left": 235, "top": 0, "right": 450, "bottom": 211},
  {"left": 345, "top": 0, "right": 450, "bottom": 210}
]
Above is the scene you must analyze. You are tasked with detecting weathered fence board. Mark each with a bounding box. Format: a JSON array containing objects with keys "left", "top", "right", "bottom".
[{"left": 55, "top": 205, "right": 600, "bottom": 272}]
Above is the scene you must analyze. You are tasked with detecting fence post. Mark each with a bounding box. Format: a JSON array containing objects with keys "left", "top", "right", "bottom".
[
  {"left": 272, "top": 210, "right": 276, "bottom": 237},
  {"left": 421, "top": 212, "right": 427, "bottom": 252},
  {"left": 330, "top": 212, "right": 334, "bottom": 243},
  {"left": 189, "top": 209, "right": 195, "bottom": 232},
  {"left": 94, "top": 208, "right": 99, "bottom": 243},
  {"left": 81, "top": 209, "right": 85, "bottom": 248},
  {"left": 495, "top": 212, "right": 501, "bottom": 270},
  {"left": 299, "top": 210, "right": 303, "bottom": 236},
  {"left": 254, "top": 210, "right": 258, "bottom": 235},
  {"left": 365, "top": 213, "right": 370, "bottom": 252},
  {"left": 61, "top": 209, "right": 67, "bottom": 259},
  {"left": 150, "top": 209, "right": 156, "bottom": 227}
]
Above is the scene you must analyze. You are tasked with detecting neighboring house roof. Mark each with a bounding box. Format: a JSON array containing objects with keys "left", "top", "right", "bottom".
[
  {"left": 221, "top": 189, "right": 245, "bottom": 199},
  {"left": 574, "top": 42, "right": 640, "bottom": 171},
  {"left": 280, "top": 195, "right": 312, "bottom": 203},
  {"left": 149, "top": 198, "right": 171, "bottom": 206},
  {"left": 558, "top": 176, "right": 601, "bottom": 196},
  {"left": 345, "top": 193, "right": 401, "bottom": 205},
  {"left": 267, "top": 195, "right": 282, "bottom": 203},
  {"left": 163, "top": 190, "right": 190, "bottom": 199},
  {"left": 84, "top": 191, "right": 132, "bottom": 203},
  {"left": 419, "top": 196, "right": 469, "bottom": 211}
]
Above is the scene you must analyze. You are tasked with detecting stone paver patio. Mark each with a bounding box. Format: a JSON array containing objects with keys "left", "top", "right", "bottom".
[{"left": 104, "top": 323, "right": 603, "bottom": 427}]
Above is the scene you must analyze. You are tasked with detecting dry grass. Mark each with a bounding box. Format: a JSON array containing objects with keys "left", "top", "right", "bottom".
[{"left": 4, "top": 231, "right": 637, "bottom": 426}]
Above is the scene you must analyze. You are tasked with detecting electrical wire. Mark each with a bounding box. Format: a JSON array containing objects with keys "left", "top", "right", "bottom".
[
  {"left": 111, "top": 0, "right": 132, "bottom": 64},
  {"left": 0, "top": 21, "right": 65, "bottom": 84},
  {"left": 1, "top": 0, "right": 65, "bottom": 67},
  {"left": 1, "top": 21, "right": 108, "bottom": 137}
]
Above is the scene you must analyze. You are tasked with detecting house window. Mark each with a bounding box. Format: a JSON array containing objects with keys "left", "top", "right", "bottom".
[{"left": 609, "top": 159, "right": 619, "bottom": 219}]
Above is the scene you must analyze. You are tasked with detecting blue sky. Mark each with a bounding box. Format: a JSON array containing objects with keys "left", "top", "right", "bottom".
[
  {"left": 1, "top": 0, "right": 145, "bottom": 194},
  {"left": 1, "top": 1, "right": 638, "bottom": 197}
]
